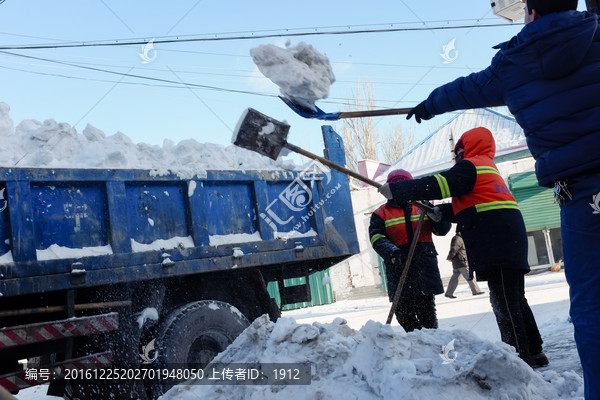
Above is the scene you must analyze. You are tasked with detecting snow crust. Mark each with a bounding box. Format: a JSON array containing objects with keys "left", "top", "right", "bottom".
[
  {"left": 130, "top": 236, "right": 194, "bottom": 253},
  {"left": 209, "top": 232, "right": 262, "bottom": 247},
  {"left": 36, "top": 244, "right": 113, "bottom": 261},
  {"left": 250, "top": 42, "right": 335, "bottom": 111},
  {"left": 0, "top": 102, "right": 296, "bottom": 178},
  {"left": 274, "top": 229, "right": 317, "bottom": 240}
]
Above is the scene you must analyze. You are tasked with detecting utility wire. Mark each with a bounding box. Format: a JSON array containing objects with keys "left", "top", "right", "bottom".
[
  {"left": 0, "top": 50, "right": 275, "bottom": 98},
  {"left": 0, "top": 22, "right": 522, "bottom": 50},
  {"left": 20, "top": 47, "right": 485, "bottom": 71},
  {"left": 0, "top": 55, "right": 450, "bottom": 86},
  {"left": 0, "top": 62, "right": 423, "bottom": 107}
]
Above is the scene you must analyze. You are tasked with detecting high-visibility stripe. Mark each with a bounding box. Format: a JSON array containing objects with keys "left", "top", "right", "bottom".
[
  {"left": 434, "top": 174, "right": 451, "bottom": 198},
  {"left": 384, "top": 213, "right": 428, "bottom": 228},
  {"left": 475, "top": 200, "right": 520, "bottom": 213},
  {"left": 370, "top": 234, "right": 385, "bottom": 245},
  {"left": 476, "top": 166, "right": 501, "bottom": 176},
  {"left": 410, "top": 214, "right": 428, "bottom": 222},
  {"left": 384, "top": 217, "right": 404, "bottom": 227}
]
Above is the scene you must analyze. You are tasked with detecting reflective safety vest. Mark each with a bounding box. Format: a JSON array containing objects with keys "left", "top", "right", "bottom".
[
  {"left": 371, "top": 204, "right": 432, "bottom": 247},
  {"left": 444, "top": 156, "right": 519, "bottom": 215}
]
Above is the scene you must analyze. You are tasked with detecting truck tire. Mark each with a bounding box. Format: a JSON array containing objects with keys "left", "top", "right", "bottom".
[{"left": 149, "top": 300, "right": 249, "bottom": 397}]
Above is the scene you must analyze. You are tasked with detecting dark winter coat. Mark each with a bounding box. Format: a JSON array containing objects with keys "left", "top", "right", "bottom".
[
  {"left": 387, "top": 129, "right": 530, "bottom": 277},
  {"left": 447, "top": 233, "right": 468, "bottom": 271},
  {"left": 369, "top": 202, "right": 451, "bottom": 298},
  {"left": 424, "top": 11, "right": 600, "bottom": 187}
]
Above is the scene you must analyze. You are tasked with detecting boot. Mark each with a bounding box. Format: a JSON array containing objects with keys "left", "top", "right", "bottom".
[{"left": 529, "top": 352, "right": 549, "bottom": 368}]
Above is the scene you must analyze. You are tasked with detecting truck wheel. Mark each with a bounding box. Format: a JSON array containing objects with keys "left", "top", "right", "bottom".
[{"left": 149, "top": 300, "right": 249, "bottom": 397}]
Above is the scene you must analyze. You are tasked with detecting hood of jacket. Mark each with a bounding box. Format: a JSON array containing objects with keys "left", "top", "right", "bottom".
[
  {"left": 495, "top": 10, "right": 598, "bottom": 80},
  {"left": 461, "top": 127, "right": 495, "bottom": 160}
]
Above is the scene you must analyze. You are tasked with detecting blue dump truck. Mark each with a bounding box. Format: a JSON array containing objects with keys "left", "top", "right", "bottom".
[{"left": 0, "top": 127, "right": 359, "bottom": 399}]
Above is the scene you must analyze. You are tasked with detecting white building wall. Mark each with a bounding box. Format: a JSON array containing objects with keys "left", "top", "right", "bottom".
[{"left": 329, "top": 187, "right": 383, "bottom": 300}]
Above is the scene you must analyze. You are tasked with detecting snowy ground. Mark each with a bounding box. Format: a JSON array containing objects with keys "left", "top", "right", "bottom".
[{"left": 17, "top": 270, "right": 582, "bottom": 400}]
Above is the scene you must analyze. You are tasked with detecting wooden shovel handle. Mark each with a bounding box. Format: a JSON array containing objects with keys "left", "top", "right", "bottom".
[
  {"left": 337, "top": 108, "right": 413, "bottom": 119},
  {"left": 284, "top": 142, "right": 435, "bottom": 214},
  {"left": 285, "top": 142, "right": 383, "bottom": 188},
  {"left": 386, "top": 211, "right": 426, "bottom": 325}
]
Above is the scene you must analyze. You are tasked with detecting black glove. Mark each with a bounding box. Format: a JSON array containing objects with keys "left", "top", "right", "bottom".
[
  {"left": 427, "top": 206, "right": 443, "bottom": 222},
  {"left": 406, "top": 101, "right": 433, "bottom": 123},
  {"left": 390, "top": 251, "right": 402, "bottom": 266}
]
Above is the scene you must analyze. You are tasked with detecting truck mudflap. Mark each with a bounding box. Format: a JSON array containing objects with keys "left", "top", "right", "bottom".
[
  {"left": 0, "top": 351, "right": 113, "bottom": 392},
  {"left": 0, "top": 312, "right": 119, "bottom": 348}
]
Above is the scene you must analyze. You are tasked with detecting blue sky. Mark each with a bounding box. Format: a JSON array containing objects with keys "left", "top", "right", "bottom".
[{"left": 0, "top": 1, "right": 588, "bottom": 157}]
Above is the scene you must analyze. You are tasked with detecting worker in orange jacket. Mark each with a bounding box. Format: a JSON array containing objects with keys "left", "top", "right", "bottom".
[
  {"left": 370, "top": 169, "right": 451, "bottom": 332},
  {"left": 378, "top": 127, "right": 547, "bottom": 368}
]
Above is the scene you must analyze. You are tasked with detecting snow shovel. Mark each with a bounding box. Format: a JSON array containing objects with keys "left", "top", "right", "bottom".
[
  {"left": 279, "top": 96, "right": 413, "bottom": 121},
  {"left": 385, "top": 211, "right": 426, "bottom": 325},
  {"left": 233, "top": 108, "right": 434, "bottom": 213}
]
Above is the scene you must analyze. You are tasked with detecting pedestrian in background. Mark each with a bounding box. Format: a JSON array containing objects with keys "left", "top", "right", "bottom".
[{"left": 445, "top": 230, "right": 484, "bottom": 298}]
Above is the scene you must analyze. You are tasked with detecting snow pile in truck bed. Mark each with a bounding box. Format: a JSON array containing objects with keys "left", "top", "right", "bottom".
[
  {"left": 0, "top": 102, "right": 296, "bottom": 178},
  {"left": 161, "top": 316, "right": 583, "bottom": 400},
  {"left": 251, "top": 42, "right": 335, "bottom": 111}
]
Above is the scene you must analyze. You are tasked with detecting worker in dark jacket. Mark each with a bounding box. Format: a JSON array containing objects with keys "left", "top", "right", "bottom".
[
  {"left": 378, "top": 127, "right": 547, "bottom": 368},
  {"left": 405, "top": 3, "right": 600, "bottom": 395},
  {"left": 369, "top": 169, "right": 451, "bottom": 332},
  {"left": 445, "top": 230, "right": 484, "bottom": 298}
]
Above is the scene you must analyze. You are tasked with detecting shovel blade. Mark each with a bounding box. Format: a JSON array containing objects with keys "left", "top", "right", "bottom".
[
  {"left": 233, "top": 108, "right": 290, "bottom": 160},
  {"left": 279, "top": 96, "right": 341, "bottom": 121}
]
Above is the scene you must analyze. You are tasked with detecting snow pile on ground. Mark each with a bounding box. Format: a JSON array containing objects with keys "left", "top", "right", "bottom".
[
  {"left": 0, "top": 102, "right": 296, "bottom": 178},
  {"left": 161, "top": 316, "right": 583, "bottom": 400},
  {"left": 250, "top": 42, "right": 335, "bottom": 111}
]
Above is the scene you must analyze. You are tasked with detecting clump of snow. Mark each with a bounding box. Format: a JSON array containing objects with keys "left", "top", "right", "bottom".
[
  {"left": 137, "top": 307, "right": 159, "bottom": 329},
  {"left": 188, "top": 180, "right": 197, "bottom": 197},
  {"left": 250, "top": 42, "right": 335, "bottom": 111},
  {"left": 209, "top": 232, "right": 262, "bottom": 247},
  {"left": 274, "top": 229, "right": 317, "bottom": 241},
  {"left": 131, "top": 236, "right": 194, "bottom": 253},
  {"left": 162, "top": 316, "right": 582, "bottom": 400},
  {"left": 259, "top": 122, "right": 276, "bottom": 136},
  {"left": 36, "top": 244, "right": 113, "bottom": 261},
  {"left": 0, "top": 104, "right": 296, "bottom": 178},
  {"left": 0, "top": 251, "right": 13, "bottom": 265},
  {"left": 232, "top": 248, "right": 244, "bottom": 258},
  {"left": 0, "top": 102, "right": 14, "bottom": 136}
]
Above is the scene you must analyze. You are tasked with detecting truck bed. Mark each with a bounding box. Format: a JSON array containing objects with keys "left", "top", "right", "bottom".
[{"left": 0, "top": 127, "right": 359, "bottom": 298}]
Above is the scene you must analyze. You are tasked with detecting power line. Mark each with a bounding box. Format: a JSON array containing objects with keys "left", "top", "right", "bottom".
[
  {"left": 0, "top": 59, "right": 424, "bottom": 107},
  {"left": 0, "top": 50, "right": 274, "bottom": 98},
  {"left": 21, "top": 47, "right": 485, "bottom": 71},
  {"left": 0, "top": 21, "right": 522, "bottom": 50},
  {"left": 0, "top": 55, "right": 451, "bottom": 87}
]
